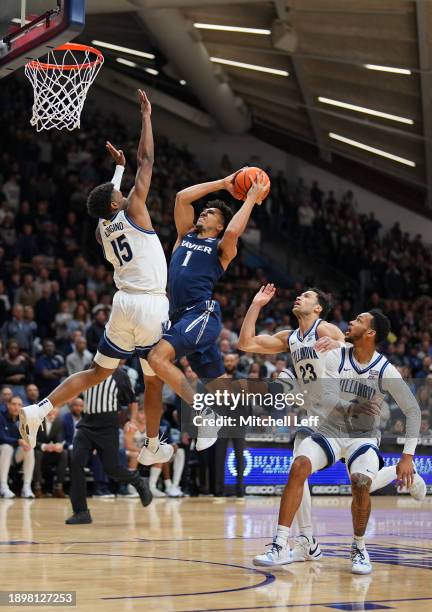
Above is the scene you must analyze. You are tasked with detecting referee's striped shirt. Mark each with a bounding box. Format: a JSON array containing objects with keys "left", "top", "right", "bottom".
[{"left": 80, "top": 369, "right": 136, "bottom": 428}]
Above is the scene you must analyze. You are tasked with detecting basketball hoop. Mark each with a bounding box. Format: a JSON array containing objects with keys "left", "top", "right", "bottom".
[{"left": 24, "top": 43, "right": 104, "bottom": 132}]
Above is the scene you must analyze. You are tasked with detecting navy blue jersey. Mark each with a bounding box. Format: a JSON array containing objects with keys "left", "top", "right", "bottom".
[{"left": 168, "top": 232, "right": 225, "bottom": 312}]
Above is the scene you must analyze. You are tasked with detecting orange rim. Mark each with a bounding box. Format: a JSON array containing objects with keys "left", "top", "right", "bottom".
[{"left": 26, "top": 43, "right": 104, "bottom": 71}]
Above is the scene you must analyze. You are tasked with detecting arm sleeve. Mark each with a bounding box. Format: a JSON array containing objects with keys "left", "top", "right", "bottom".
[
  {"left": 381, "top": 365, "right": 421, "bottom": 455},
  {"left": 111, "top": 165, "right": 125, "bottom": 191}
]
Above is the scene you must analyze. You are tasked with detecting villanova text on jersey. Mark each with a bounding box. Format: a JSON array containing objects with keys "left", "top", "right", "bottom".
[{"left": 169, "top": 232, "right": 225, "bottom": 312}]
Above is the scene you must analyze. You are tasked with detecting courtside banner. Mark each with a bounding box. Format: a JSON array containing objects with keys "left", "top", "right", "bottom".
[{"left": 180, "top": 377, "right": 426, "bottom": 442}]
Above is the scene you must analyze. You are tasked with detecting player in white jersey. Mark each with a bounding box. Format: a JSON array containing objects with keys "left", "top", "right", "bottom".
[
  {"left": 239, "top": 284, "right": 345, "bottom": 562},
  {"left": 253, "top": 310, "right": 421, "bottom": 574},
  {"left": 19, "top": 90, "right": 172, "bottom": 466}
]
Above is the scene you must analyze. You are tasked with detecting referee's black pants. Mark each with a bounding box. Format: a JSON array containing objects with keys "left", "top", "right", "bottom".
[
  {"left": 214, "top": 437, "right": 245, "bottom": 497},
  {"left": 70, "top": 426, "right": 141, "bottom": 513}
]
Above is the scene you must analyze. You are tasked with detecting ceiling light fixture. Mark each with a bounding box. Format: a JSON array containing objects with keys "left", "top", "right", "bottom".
[
  {"left": 210, "top": 57, "right": 289, "bottom": 76},
  {"left": 318, "top": 96, "right": 414, "bottom": 125},
  {"left": 329, "top": 132, "right": 416, "bottom": 167},
  {"left": 364, "top": 64, "right": 411, "bottom": 75},
  {"left": 92, "top": 40, "right": 155, "bottom": 60},
  {"left": 116, "top": 58, "right": 137, "bottom": 68},
  {"left": 194, "top": 23, "right": 270, "bottom": 35}
]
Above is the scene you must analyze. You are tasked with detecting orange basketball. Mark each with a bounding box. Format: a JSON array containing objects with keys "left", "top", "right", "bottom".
[{"left": 233, "top": 167, "right": 271, "bottom": 201}]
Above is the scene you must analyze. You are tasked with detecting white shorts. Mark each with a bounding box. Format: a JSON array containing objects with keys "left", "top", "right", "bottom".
[
  {"left": 296, "top": 435, "right": 381, "bottom": 480},
  {"left": 94, "top": 291, "right": 169, "bottom": 375}
]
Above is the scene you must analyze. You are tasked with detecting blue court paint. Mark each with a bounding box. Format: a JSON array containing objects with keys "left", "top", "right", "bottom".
[
  {"left": 177, "top": 598, "right": 432, "bottom": 612},
  {"left": 327, "top": 604, "right": 394, "bottom": 610}
]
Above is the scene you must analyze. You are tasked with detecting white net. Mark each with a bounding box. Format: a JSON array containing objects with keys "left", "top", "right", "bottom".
[{"left": 24, "top": 44, "right": 104, "bottom": 132}]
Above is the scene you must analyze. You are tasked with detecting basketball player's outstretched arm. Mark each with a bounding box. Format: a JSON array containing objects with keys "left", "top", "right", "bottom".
[
  {"left": 238, "top": 284, "right": 290, "bottom": 354},
  {"left": 381, "top": 368, "right": 421, "bottom": 487},
  {"left": 173, "top": 170, "right": 241, "bottom": 241},
  {"left": 219, "top": 173, "right": 268, "bottom": 268},
  {"left": 126, "top": 89, "right": 154, "bottom": 230}
]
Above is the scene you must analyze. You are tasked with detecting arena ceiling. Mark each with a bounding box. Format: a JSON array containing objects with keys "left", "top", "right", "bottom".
[{"left": 81, "top": 0, "right": 432, "bottom": 210}]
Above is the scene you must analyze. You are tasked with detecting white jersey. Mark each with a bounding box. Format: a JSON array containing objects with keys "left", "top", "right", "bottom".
[
  {"left": 321, "top": 347, "right": 420, "bottom": 455},
  {"left": 99, "top": 210, "right": 167, "bottom": 294},
  {"left": 288, "top": 318, "right": 325, "bottom": 416},
  {"left": 288, "top": 318, "right": 325, "bottom": 383}
]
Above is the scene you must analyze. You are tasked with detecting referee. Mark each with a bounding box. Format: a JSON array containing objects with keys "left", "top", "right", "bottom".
[{"left": 66, "top": 367, "right": 152, "bottom": 525}]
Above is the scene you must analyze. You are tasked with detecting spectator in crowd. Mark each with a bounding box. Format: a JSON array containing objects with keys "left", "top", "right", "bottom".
[
  {"left": 33, "top": 407, "right": 68, "bottom": 498},
  {"left": 0, "top": 396, "right": 35, "bottom": 498},
  {"left": 85, "top": 306, "right": 109, "bottom": 354},
  {"left": 0, "top": 386, "right": 13, "bottom": 414},
  {"left": 62, "top": 397, "right": 84, "bottom": 451},
  {"left": 34, "top": 339, "right": 67, "bottom": 397},
  {"left": 2, "top": 304, "right": 33, "bottom": 356},
  {"left": 0, "top": 339, "right": 31, "bottom": 400},
  {"left": 66, "top": 336, "right": 93, "bottom": 376},
  {"left": 25, "top": 383, "right": 39, "bottom": 405}
]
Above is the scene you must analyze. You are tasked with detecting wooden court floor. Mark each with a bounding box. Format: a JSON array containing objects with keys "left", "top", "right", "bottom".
[{"left": 0, "top": 495, "right": 431, "bottom": 611}]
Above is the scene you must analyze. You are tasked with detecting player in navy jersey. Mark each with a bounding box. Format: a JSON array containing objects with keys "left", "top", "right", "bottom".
[{"left": 146, "top": 171, "right": 269, "bottom": 450}]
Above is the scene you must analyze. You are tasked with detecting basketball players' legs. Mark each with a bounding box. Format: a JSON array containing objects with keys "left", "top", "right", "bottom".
[
  {"left": 148, "top": 339, "right": 196, "bottom": 406},
  {"left": 346, "top": 441, "right": 380, "bottom": 574},
  {"left": 20, "top": 292, "right": 135, "bottom": 447},
  {"left": 293, "top": 431, "right": 313, "bottom": 538},
  {"left": 254, "top": 435, "right": 337, "bottom": 566},
  {"left": 141, "top": 372, "right": 163, "bottom": 439}
]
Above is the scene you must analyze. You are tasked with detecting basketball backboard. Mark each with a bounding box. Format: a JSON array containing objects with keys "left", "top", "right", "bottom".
[{"left": 0, "top": 0, "right": 85, "bottom": 79}]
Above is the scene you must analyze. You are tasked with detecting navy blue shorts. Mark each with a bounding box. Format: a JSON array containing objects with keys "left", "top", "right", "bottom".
[{"left": 163, "top": 299, "right": 225, "bottom": 379}]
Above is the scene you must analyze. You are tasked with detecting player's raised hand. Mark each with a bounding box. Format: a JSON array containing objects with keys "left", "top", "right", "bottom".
[
  {"left": 252, "top": 283, "right": 276, "bottom": 307},
  {"left": 315, "top": 336, "right": 341, "bottom": 352},
  {"left": 396, "top": 453, "right": 415, "bottom": 489},
  {"left": 247, "top": 172, "right": 269, "bottom": 204},
  {"left": 138, "top": 89, "right": 151, "bottom": 115},
  {"left": 223, "top": 167, "right": 247, "bottom": 197},
  {"left": 106, "top": 141, "right": 126, "bottom": 167}
]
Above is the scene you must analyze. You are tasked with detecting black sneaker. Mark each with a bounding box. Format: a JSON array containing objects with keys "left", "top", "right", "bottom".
[
  {"left": 65, "top": 510, "right": 92, "bottom": 525},
  {"left": 131, "top": 477, "right": 153, "bottom": 507}
]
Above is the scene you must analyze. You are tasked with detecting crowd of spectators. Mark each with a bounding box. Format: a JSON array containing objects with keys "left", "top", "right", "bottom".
[{"left": 0, "top": 75, "right": 431, "bottom": 498}]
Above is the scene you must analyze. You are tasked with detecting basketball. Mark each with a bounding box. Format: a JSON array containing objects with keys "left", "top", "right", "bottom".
[{"left": 233, "top": 166, "right": 271, "bottom": 201}]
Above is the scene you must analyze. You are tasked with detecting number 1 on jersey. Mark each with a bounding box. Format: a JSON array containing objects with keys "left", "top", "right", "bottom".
[{"left": 182, "top": 250, "right": 193, "bottom": 267}]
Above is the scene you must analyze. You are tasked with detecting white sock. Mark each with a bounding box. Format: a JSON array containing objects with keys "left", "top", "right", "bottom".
[
  {"left": 164, "top": 478, "right": 173, "bottom": 490},
  {"left": 353, "top": 535, "right": 365, "bottom": 550},
  {"left": 275, "top": 524, "right": 291, "bottom": 547},
  {"left": 22, "top": 451, "right": 35, "bottom": 488},
  {"left": 147, "top": 436, "right": 159, "bottom": 452},
  {"left": 37, "top": 399, "right": 53, "bottom": 419},
  {"left": 370, "top": 465, "right": 397, "bottom": 493},
  {"left": 297, "top": 480, "right": 313, "bottom": 539},
  {"left": 0, "top": 445, "right": 14, "bottom": 486},
  {"left": 173, "top": 448, "right": 185, "bottom": 488},
  {"left": 149, "top": 466, "right": 161, "bottom": 488}
]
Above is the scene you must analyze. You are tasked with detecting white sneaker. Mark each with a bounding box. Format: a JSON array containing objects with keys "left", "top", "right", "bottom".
[
  {"left": 408, "top": 473, "right": 427, "bottom": 501},
  {"left": 167, "top": 485, "right": 184, "bottom": 498},
  {"left": 291, "top": 535, "right": 323, "bottom": 562},
  {"left": 0, "top": 486, "right": 15, "bottom": 499},
  {"left": 138, "top": 438, "right": 174, "bottom": 466},
  {"left": 253, "top": 539, "right": 293, "bottom": 567},
  {"left": 126, "top": 484, "right": 139, "bottom": 498},
  {"left": 196, "top": 407, "right": 221, "bottom": 451},
  {"left": 149, "top": 485, "right": 167, "bottom": 498},
  {"left": 351, "top": 543, "right": 372, "bottom": 574},
  {"left": 19, "top": 405, "right": 44, "bottom": 448},
  {"left": 21, "top": 487, "right": 35, "bottom": 499}
]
